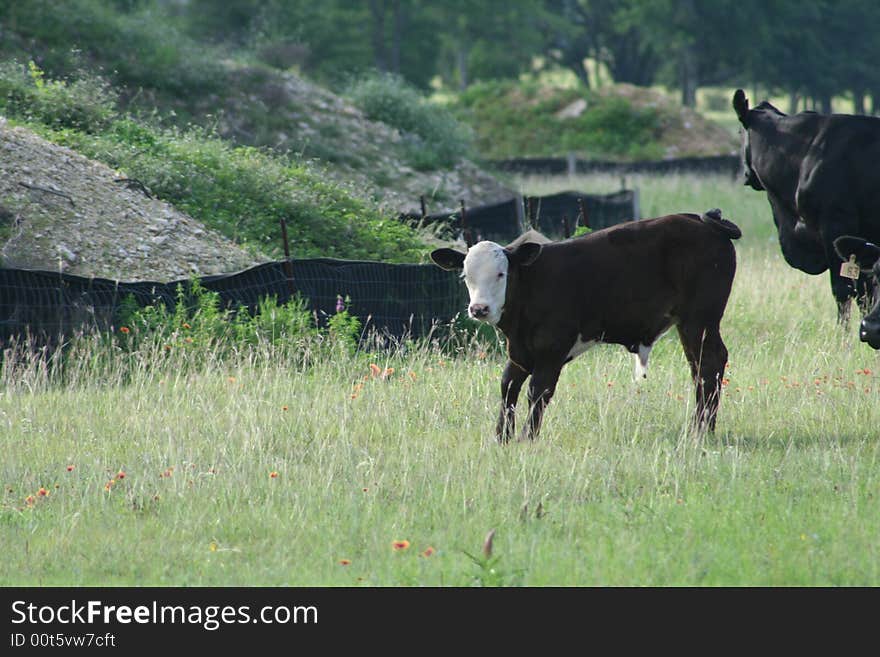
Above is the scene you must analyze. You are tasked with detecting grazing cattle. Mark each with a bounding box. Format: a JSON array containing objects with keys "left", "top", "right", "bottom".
[
  {"left": 732, "top": 89, "right": 880, "bottom": 322},
  {"left": 833, "top": 236, "right": 880, "bottom": 348},
  {"left": 430, "top": 210, "right": 741, "bottom": 442}
]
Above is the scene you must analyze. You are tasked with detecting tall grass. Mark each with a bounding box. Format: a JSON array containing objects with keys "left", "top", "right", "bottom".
[{"left": 3, "top": 174, "right": 879, "bottom": 586}]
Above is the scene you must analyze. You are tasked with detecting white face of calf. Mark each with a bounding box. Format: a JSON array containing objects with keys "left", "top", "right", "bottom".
[{"left": 462, "top": 241, "right": 508, "bottom": 325}]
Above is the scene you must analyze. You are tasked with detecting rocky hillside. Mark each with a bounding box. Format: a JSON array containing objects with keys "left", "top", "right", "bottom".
[
  {"left": 0, "top": 62, "right": 519, "bottom": 282},
  {"left": 172, "top": 64, "right": 514, "bottom": 216},
  {"left": 0, "top": 119, "right": 260, "bottom": 281}
]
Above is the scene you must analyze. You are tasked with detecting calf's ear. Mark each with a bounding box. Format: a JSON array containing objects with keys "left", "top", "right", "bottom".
[
  {"left": 507, "top": 241, "right": 543, "bottom": 267},
  {"left": 430, "top": 248, "right": 466, "bottom": 271},
  {"left": 834, "top": 236, "right": 880, "bottom": 271},
  {"left": 733, "top": 89, "right": 750, "bottom": 127}
]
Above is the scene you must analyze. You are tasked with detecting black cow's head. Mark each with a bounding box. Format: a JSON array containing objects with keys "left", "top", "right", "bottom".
[
  {"left": 431, "top": 240, "right": 543, "bottom": 325},
  {"left": 733, "top": 89, "right": 765, "bottom": 191},
  {"left": 834, "top": 236, "right": 880, "bottom": 348},
  {"left": 733, "top": 89, "right": 788, "bottom": 192}
]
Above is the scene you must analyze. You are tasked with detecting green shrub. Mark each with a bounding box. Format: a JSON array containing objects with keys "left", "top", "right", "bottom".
[
  {"left": 0, "top": 60, "right": 117, "bottom": 133},
  {"left": 346, "top": 72, "right": 474, "bottom": 169},
  {"left": 117, "top": 278, "right": 362, "bottom": 367},
  {"left": 454, "top": 79, "right": 664, "bottom": 160},
  {"left": 0, "top": 0, "right": 225, "bottom": 97}
]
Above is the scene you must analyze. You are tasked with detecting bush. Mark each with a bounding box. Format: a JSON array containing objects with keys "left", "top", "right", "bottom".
[
  {"left": 454, "top": 79, "right": 665, "bottom": 160},
  {"left": 117, "top": 277, "right": 362, "bottom": 366},
  {"left": 346, "top": 72, "right": 474, "bottom": 169},
  {"left": 0, "top": 0, "right": 225, "bottom": 97},
  {"left": 0, "top": 60, "right": 117, "bottom": 133}
]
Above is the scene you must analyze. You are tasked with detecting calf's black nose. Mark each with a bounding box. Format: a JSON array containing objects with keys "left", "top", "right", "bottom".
[{"left": 469, "top": 303, "right": 489, "bottom": 319}]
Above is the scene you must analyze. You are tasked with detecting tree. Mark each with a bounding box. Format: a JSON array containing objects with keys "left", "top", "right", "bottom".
[
  {"left": 617, "top": 0, "right": 752, "bottom": 106},
  {"left": 432, "top": 0, "right": 549, "bottom": 90}
]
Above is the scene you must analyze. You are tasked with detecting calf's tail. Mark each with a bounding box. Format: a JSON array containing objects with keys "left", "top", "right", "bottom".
[{"left": 701, "top": 208, "right": 742, "bottom": 240}]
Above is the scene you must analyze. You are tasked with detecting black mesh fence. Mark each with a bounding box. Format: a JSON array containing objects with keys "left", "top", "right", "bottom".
[
  {"left": 0, "top": 188, "right": 640, "bottom": 349},
  {"left": 399, "top": 198, "right": 522, "bottom": 244},
  {"left": 490, "top": 154, "right": 740, "bottom": 177},
  {"left": 525, "top": 190, "right": 638, "bottom": 233},
  {"left": 401, "top": 189, "right": 638, "bottom": 243},
  {"left": 0, "top": 258, "right": 469, "bottom": 347}
]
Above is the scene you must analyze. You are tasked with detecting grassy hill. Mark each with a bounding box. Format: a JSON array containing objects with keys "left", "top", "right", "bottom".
[{"left": 453, "top": 78, "right": 739, "bottom": 161}]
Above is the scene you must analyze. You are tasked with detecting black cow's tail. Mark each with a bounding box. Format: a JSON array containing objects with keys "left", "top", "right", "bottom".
[{"left": 701, "top": 208, "right": 742, "bottom": 240}]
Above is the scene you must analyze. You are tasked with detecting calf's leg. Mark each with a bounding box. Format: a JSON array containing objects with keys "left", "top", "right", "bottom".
[
  {"left": 677, "top": 323, "right": 728, "bottom": 432},
  {"left": 520, "top": 364, "right": 563, "bottom": 441},
  {"left": 496, "top": 360, "right": 529, "bottom": 443}
]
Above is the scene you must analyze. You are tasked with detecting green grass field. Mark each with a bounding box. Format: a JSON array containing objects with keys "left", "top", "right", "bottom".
[{"left": 3, "top": 174, "right": 879, "bottom": 586}]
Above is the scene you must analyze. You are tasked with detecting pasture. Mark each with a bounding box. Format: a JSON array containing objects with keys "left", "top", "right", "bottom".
[{"left": 2, "top": 173, "right": 880, "bottom": 586}]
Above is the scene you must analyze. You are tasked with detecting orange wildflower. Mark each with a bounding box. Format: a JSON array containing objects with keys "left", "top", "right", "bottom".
[
  {"left": 269, "top": 471, "right": 279, "bottom": 479},
  {"left": 228, "top": 376, "right": 236, "bottom": 383},
  {"left": 391, "top": 540, "right": 410, "bottom": 551},
  {"left": 282, "top": 405, "right": 288, "bottom": 411},
  {"left": 117, "top": 471, "right": 126, "bottom": 480},
  {"left": 119, "top": 326, "right": 130, "bottom": 334},
  {"left": 182, "top": 322, "right": 191, "bottom": 329},
  {"left": 339, "top": 559, "right": 352, "bottom": 566},
  {"left": 37, "top": 487, "right": 49, "bottom": 497},
  {"left": 25, "top": 495, "right": 35, "bottom": 506},
  {"left": 369, "top": 363, "right": 381, "bottom": 377},
  {"left": 421, "top": 546, "right": 436, "bottom": 557},
  {"left": 66, "top": 465, "right": 74, "bottom": 472}
]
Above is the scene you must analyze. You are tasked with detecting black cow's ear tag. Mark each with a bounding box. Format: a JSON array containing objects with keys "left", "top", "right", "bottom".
[{"left": 840, "top": 255, "right": 860, "bottom": 280}]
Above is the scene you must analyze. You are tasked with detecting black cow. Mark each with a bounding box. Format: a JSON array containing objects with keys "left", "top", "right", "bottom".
[
  {"left": 733, "top": 89, "right": 880, "bottom": 322},
  {"left": 430, "top": 210, "right": 741, "bottom": 442},
  {"left": 834, "top": 236, "right": 880, "bottom": 348}
]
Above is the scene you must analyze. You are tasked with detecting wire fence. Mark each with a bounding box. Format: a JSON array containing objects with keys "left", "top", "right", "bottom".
[
  {"left": 0, "top": 189, "right": 641, "bottom": 348},
  {"left": 0, "top": 259, "right": 468, "bottom": 347},
  {"left": 400, "top": 188, "right": 639, "bottom": 244},
  {"left": 489, "top": 154, "right": 740, "bottom": 178}
]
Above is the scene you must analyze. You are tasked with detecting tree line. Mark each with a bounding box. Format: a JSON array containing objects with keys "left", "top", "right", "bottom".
[{"left": 17, "top": 0, "right": 880, "bottom": 113}]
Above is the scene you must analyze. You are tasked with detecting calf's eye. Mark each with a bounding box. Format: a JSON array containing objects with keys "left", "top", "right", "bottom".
[{"left": 497, "top": 272, "right": 504, "bottom": 278}]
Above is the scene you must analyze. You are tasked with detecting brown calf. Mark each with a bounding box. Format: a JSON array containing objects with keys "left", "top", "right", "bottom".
[{"left": 431, "top": 210, "right": 741, "bottom": 442}]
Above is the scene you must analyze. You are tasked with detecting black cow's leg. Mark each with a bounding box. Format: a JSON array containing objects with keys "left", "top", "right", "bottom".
[
  {"left": 496, "top": 360, "right": 529, "bottom": 443},
  {"left": 819, "top": 223, "right": 860, "bottom": 326},
  {"left": 830, "top": 267, "right": 855, "bottom": 326},
  {"left": 677, "top": 323, "right": 728, "bottom": 432},
  {"left": 520, "top": 364, "right": 563, "bottom": 441},
  {"left": 856, "top": 271, "right": 875, "bottom": 317}
]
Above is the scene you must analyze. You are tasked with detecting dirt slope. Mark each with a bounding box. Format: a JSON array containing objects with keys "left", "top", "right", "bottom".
[{"left": 0, "top": 119, "right": 262, "bottom": 281}]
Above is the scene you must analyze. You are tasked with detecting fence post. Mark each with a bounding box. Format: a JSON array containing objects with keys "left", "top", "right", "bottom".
[
  {"left": 460, "top": 199, "right": 474, "bottom": 247},
  {"left": 578, "top": 197, "right": 589, "bottom": 229},
  {"left": 420, "top": 195, "right": 427, "bottom": 219},
  {"left": 515, "top": 194, "right": 526, "bottom": 233},
  {"left": 279, "top": 217, "right": 296, "bottom": 299},
  {"left": 525, "top": 196, "right": 537, "bottom": 231},
  {"left": 567, "top": 152, "right": 577, "bottom": 177}
]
